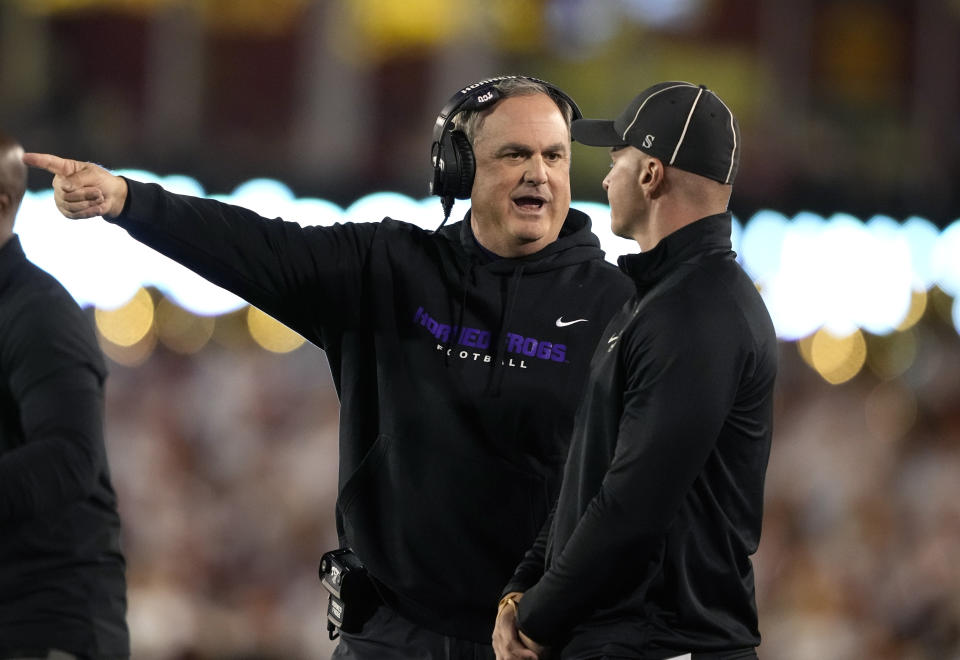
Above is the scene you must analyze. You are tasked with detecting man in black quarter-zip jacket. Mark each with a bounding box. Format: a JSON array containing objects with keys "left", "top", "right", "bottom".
[
  {"left": 26, "top": 76, "right": 635, "bottom": 659},
  {"left": 494, "top": 82, "right": 778, "bottom": 660},
  {"left": 1, "top": 132, "right": 129, "bottom": 660}
]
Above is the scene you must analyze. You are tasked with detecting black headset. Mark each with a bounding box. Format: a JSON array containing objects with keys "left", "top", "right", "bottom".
[{"left": 429, "top": 75, "right": 582, "bottom": 226}]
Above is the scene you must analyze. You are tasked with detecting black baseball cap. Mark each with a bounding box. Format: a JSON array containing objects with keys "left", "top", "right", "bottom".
[{"left": 572, "top": 81, "right": 740, "bottom": 185}]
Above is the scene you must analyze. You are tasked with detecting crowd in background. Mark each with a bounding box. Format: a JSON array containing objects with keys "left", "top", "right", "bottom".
[
  {"left": 99, "top": 303, "right": 960, "bottom": 659},
  {"left": 104, "top": 344, "right": 341, "bottom": 658}
]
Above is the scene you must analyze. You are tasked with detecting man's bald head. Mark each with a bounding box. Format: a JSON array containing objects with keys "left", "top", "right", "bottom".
[{"left": 0, "top": 132, "right": 27, "bottom": 240}]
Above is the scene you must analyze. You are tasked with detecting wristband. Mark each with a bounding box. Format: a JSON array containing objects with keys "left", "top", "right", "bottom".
[{"left": 498, "top": 594, "right": 520, "bottom": 616}]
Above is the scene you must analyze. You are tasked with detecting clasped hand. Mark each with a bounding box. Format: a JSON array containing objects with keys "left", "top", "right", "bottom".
[{"left": 492, "top": 592, "right": 547, "bottom": 660}]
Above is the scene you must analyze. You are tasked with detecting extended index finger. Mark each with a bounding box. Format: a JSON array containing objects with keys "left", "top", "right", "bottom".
[{"left": 22, "top": 152, "right": 75, "bottom": 176}]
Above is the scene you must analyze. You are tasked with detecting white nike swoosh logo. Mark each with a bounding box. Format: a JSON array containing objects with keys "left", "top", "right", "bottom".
[
  {"left": 555, "top": 317, "right": 588, "bottom": 328},
  {"left": 607, "top": 334, "right": 620, "bottom": 343}
]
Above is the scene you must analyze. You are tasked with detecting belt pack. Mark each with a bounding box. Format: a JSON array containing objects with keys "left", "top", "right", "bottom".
[{"left": 319, "top": 547, "right": 379, "bottom": 640}]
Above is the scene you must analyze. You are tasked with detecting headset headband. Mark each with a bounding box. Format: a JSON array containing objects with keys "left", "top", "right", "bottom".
[{"left": 431, "top": 75, "right": 582, "bottom": 146}]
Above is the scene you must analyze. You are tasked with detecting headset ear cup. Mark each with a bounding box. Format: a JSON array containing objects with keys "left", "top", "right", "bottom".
[
  {"left": 434, "top": 129, "right": 475, "bottom": 200},
  {"left": 448, "top": 130, "right": 475, "bottom": 199}
]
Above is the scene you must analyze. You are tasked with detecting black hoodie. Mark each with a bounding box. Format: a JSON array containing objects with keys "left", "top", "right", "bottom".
[{"left": 109, "top": 179, "right": 636, "bottom": 642}]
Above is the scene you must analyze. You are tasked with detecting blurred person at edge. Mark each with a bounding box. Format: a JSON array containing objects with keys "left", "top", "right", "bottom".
[
  {"left": 25, "top": 76, "right": 635, "bottom": 658},
  {"left": 493, "top": 82, "right": 778, "bottom": 660},
  {"left": 0, "top": 132, "right": 129, "bottom": 660}
]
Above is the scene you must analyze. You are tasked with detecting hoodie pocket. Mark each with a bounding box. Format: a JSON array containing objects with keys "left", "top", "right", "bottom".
[
  {"left": 338, "top": 433, "right": 392, "bottom": 515},
  {"left": 338, "top": 432, "right": 549, "bottom": 613}
]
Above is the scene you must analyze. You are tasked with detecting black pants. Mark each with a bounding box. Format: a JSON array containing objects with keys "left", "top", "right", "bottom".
[{"left": 330, "top": 606, "right": 495, "bottom": 660}]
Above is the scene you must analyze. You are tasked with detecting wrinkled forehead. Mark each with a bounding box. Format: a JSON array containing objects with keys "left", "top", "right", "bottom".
[{"left": 473, "top": 94, "right": 571, "bottom": 145}]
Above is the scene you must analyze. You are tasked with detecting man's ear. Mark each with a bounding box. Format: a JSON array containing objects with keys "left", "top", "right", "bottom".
[
  {"left": 640, "top": 157, "right": 667, "bottom": 198},
  {"left": 0, "top": 192, "right": 10, "bottom": 216}
]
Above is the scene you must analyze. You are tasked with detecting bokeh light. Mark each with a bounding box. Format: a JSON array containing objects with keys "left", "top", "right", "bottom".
[
  {"left": 865, "top": 329, "right": 918, "bottom": 381},
  {"left": 246, "top": 306, "right": 306, "bottom": 354},
  {"left": 896, "top": 290, "right": 927, "bottom": 332},
  {"left": 155, "top": 298, "right": 215, "bottom": 355},
  {"left": 20, "top": 176, "right": 959, "bottom": 346},
  {"left": 95, "top": 287, "right": 155, "bottom": 348},
  {"left": 798, "top": 328, "right": 867, "bottom": 385}
]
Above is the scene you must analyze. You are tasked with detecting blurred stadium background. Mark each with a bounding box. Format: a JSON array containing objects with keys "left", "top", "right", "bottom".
[{"left": 3, "top": 1, "right": 960, "bottom": 658}]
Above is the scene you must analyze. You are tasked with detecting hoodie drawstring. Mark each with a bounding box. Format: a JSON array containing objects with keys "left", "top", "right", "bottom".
[
  {"left": 441, "top": 262, "right": 474, "bottom": 368},
  {"left": 487, "top": 264, "right": 525, "bottom": 396}
]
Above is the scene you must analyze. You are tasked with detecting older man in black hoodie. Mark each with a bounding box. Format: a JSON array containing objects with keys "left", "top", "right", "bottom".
[
  {"left": 494, "top": 82, "right": 778, "bottom": 660},
  {"left": 26, "top": 77, "right": 635, "bottom": 658}
]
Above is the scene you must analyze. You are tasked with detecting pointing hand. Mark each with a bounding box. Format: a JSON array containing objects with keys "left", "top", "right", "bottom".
[{"left": 22, "top": 152, "right": 128, "bottom": 220}]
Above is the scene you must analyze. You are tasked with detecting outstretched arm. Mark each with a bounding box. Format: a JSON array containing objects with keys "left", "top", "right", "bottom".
[
  {"left": 22, "top": 152, "right": 128, "bottom": 219},
  {"left": 22, "top": 151, "right": 379, "bottom": 341}
]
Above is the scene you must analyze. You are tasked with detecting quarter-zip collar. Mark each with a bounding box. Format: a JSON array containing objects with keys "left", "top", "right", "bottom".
[{"left": 618, "top": 212, "right": 734, "bottom": 288}]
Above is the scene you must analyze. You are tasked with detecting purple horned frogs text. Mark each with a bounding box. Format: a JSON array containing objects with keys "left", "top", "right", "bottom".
[{"left": 413, "top": 306, "right": 567, "bottom": 363}]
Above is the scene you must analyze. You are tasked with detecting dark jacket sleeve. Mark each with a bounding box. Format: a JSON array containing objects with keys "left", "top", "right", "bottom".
[
  {"left": 111, "top": 179, "right": 380, "bottom": 344},
  {"left": 516, "top": 292, "right": 746, "bottom": 642},
  {"left": 0, "top": 303, "right": 104, "bottom": 523},
  {"left": 502, "top": 503, "right": 556, "bottom": 596}
]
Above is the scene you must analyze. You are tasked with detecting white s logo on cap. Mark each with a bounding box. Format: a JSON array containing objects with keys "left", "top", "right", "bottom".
[{"left": 643, "top": 134, "right": 655, "bottom": 149}]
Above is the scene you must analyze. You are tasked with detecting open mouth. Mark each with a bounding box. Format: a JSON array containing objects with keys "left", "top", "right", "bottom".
[{"left": 513, "top": 196, "right": 546, "bottom": 210}]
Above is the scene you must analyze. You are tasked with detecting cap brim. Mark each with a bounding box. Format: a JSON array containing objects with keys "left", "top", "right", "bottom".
[{"left": 571, "top": 119, "right": 625, "bottom": 146}]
